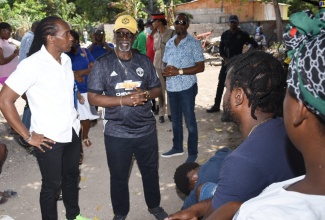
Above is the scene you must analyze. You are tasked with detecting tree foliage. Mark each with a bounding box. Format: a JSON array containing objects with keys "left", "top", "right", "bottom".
[
  {"left": 1, "top": 0, "right": 318, "bottom": 40},
  {"left": 279, "top": 0, "right": 318, "bottom": 15}
]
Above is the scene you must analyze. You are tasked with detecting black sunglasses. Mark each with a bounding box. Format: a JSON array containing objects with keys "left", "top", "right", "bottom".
[
  {"left": 174, "top": 20, "right": 188, "bottom": 25},
  {"left": 95, "top": 31, "right": 104, "bottom": 35},
  {"left": 115, "top": 31, "right": 134, "bottom": 39}
]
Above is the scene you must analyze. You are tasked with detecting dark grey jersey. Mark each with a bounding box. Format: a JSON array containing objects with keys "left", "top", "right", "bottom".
[{"left": 88, "top": 51, "right": 161, "bottom": 138}]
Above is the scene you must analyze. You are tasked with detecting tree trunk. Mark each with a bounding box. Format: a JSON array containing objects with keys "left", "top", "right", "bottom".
[{"left": 272, "top": 0, "right": 283, "bottom": 42}]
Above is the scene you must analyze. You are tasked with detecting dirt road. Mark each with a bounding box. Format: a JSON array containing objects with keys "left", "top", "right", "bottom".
[{"left": 0, "top": 65, "right": 241, "bottom": 220}]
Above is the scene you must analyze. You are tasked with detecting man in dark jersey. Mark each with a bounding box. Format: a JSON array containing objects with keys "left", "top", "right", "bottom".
[
  {"left": 206, "top": 15, "right": 258, "bottom": 113},
  {"left": 87, "top": 15, "right": 168, "bottom": 220}
]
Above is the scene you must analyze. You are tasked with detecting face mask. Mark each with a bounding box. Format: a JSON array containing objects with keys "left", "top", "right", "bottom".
[{"left": 145, "top": 27, "right": 152, "bottom": 35}]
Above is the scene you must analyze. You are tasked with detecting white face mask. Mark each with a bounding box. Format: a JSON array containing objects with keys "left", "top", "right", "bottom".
[{"left": 145, "top": 27, "right": 152, "bottom": 35}]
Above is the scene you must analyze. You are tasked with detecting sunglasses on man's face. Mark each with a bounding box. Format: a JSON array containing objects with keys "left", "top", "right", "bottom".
[
  {"left": 95, "top": 31, "right": 104, "bottom": 35},
  {"left": 174, "top": 20, "right": 188, "bottom": 26},
  {"left": 115, "top": 31, "right": 134, "bottom": 39}
]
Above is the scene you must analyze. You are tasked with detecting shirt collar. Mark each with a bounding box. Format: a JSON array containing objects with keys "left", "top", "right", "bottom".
[{"left": 40, "top": 45, "right": 69, "bottom": 65}]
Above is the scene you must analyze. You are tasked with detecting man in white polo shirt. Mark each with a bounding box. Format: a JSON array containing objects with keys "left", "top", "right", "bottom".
[{"left": 0, "top": 16, "right": 89, "bottom": 220}]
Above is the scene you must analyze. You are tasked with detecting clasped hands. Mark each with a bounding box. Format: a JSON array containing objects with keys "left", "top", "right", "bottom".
[
  {"left": 162, "top": 65, "right": 179, "bottom": 77},
  {"left": 123, "top": 87, "right": 149, "bottom": 107}
]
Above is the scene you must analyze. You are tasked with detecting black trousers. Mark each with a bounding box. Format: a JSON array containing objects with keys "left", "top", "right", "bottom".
[
  {"left": 35, "top": 129, "right": 80, "bottom": 220},
  {"left": 104, "top": 130, "right": 161, "bottom": 216},
  {"left": 213, "top": 64, "right": 228, "bottom": 108}
]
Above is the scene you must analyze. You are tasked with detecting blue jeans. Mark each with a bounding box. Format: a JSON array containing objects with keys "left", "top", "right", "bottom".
[
  {"left": 199, "top": 182, "right": 218, "bottom": 202},
  {"left": 104, "top": 130, "right": 161, "bottom": 216},
  {"left": 22, "top": 104, "right": 31, "bottom": 130},
  {"left": 168, "top": 83, "right": 198, "bottom": 155}
]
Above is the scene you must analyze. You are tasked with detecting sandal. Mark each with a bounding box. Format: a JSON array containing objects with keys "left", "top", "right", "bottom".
[
  {"left": 0, "top": 195, "right": 8, "bottom": 205},
  {"left": 83, "top": 139, "right": 92, "bottom": 148},
  {"left": 3, "top": 189, "right": 17, "bottom": 198}
]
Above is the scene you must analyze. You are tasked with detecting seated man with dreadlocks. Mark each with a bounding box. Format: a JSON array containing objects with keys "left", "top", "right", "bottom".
[
  {"left": 174, "top": 148, "right": 232, "bottom": 209},
  {"left": 207, "top": 8, "right": 325, "bottom": 220},
  {"left": 165, "top": 51, "right": 305, "bottom": 220}
]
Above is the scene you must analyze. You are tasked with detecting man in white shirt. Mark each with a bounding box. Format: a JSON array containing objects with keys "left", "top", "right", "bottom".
[{"left": 0, "top": 16, "right": 89, "bottom": 220}]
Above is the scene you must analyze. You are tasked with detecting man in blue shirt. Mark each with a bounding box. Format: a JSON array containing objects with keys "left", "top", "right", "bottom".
[
  {"left": 174, "top": 147, "right": 232, "bottom": 209},
  {"left": 161, "top": 13, "right": 205, "bottom": 163},
  {"left": 19, "top": 21, "right": 39, "bottom": 62},
  {"left": 88, "top": 28, "right": 113, "bottom": 59}
]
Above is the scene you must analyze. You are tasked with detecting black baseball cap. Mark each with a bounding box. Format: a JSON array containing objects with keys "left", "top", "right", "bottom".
[
  {"left": 145, "top": 20, "right": 153, "bottom": 25},
  {"left": 229, "top": 15, "right": 239, "bottom": 22}
]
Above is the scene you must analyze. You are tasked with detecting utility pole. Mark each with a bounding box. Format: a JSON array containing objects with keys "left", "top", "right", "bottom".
[
  {"left": 272, "top": 0, "right": 283, "bottom": 42},
  {"left": 149, "top": 0, "right": 153, "bottom": 12}
]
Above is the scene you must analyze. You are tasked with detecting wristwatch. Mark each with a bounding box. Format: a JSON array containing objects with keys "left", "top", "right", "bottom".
[{"left": 179, "top": 69, "right": 184, "bottom": 75}]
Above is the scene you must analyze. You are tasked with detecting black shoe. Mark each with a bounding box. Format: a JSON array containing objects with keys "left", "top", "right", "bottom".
[
  {"left": 159, "top": 116, "right": 165, "bottom": 123},
  {"left": 206, "top": 105, "right": 220, "bottom": 113},
  {"left": 149, "top": 207, "right": 168, "bottom": 220},
  {"left": 186, "top": 154, "right": 198, "bottom": 163},
  {"left": 113, "top": 215, "right": 127, "bottom": 220},
  {"left": 168, "top": 115, "right": 172, "bottom": 122}
]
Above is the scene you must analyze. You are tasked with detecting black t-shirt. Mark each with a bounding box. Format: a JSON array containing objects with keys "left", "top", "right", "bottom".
[
  {"left": 88, "top": 51, "right": 161, "bottom": 138},
  {"left": 219, "top": 29, "right": 258, "bottom": 59}
]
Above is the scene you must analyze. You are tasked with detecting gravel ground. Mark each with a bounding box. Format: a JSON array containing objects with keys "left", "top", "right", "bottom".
[{"left": 0, "top": 65, "right": 242, "bottom": 220}]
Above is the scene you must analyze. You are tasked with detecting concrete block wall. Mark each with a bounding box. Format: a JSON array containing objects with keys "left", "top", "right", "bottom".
[
  {"left": 104, "top": 20, "right": 289, "bottom": 46},
  {"left": 177, "top": 8, "right": 226, "bottom": 24},
  {"left": 188, "top": 23, "right": 228, "bottom": 38}
]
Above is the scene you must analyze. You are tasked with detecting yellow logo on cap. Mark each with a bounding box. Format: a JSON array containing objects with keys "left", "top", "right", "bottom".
[{"left": 122, "top": 18, "right": 130, "bottom": 25}]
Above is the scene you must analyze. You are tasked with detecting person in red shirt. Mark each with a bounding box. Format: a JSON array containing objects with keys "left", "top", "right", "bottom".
[
  {"left": 145, "top": 20, "right": 156, "bottom": 62},
  {"left": 145, "top": 20, "right": 158, "bottom": 114}
]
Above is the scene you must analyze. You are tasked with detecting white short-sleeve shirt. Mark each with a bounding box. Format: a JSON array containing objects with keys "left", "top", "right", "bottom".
[
  {"left": 6, "top": 45, "right": 80, "bottom": 143},
  {"left": 234, "top": 175, "right": 325, "bottom": 220}
]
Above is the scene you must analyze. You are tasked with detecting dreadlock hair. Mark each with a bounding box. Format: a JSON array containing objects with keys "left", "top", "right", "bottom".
[
  {"left": 28, "top": 16, "right": 63, "bottom": 57},
  {"left": 174, "top": 162, "right": 200, "bottom": 196},
  {"left": 0, "top": 22, "right": 11, "bottom": 31},
  {"left": 226, "top": 51, "right": 286, "bottom": 120}
]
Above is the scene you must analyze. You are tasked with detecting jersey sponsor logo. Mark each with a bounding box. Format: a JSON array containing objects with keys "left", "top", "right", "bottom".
[
  {"left": 136, "top": 67, "right": 144, "bottom": 77},
  {"left": 110, "top": 71, "right": 118, "bottom": 76},
  {"left": 116, "top": 91, "right": 131, "bottom": 96},
  {"left": 115, "top": 80, "right": 142, "bottom": 90}
]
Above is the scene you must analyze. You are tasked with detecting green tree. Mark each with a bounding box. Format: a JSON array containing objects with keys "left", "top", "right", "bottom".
[
  {"left": 280, "top": 0, "right": 318, "bottom": 15},
  {"left": 75, "top": 0, "right": 111, "bottom": 22},
  {"left": 107, "top": 0, "right": 146, "bottom": 18},
  {"left": 0, "top": 0, "right": 45, "bottom": 35}
]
